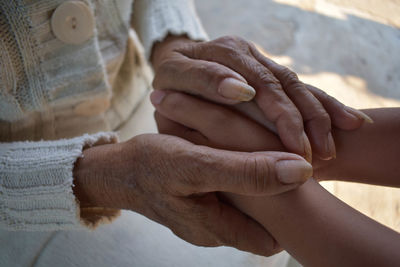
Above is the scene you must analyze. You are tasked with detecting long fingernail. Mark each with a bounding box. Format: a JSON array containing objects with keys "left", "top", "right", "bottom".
[
  {"left": 325, "top": 132, "right": 336, "bottom": 160},
  {"left": 218, "top": 78, "right": 256, "bottom": 101},
  {"left": 276, "top": 159, "right": 313, "bottom": 184},
  {"left": 150, "top": 90, "right": 167, "bottom": 105},
  {"left": 301, "top": 132, "right": 312, "bottom": 163},
  {"left": 345, "top": 107, "right": 374, "bottom": 124}
]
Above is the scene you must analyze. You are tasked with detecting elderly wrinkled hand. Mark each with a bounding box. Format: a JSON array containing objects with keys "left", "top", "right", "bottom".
[
  {"left": 73, "top": 133, "right": 312, "bottom": 257},
  {"left": 151, "top": 35, "right": 372, "bottom": 162}
]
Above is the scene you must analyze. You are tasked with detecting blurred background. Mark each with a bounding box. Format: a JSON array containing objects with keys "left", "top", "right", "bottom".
[{"left": 195, "top": 0, "right": 400, "bottom": 232}]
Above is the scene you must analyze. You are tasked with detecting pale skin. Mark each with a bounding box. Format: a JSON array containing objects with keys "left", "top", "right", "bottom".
[
  {"left": 73, "top": 35, "right": 371, "bottom": 256},
  {"left": 152, "top": 90, "right": 400, "bottom": 267}
]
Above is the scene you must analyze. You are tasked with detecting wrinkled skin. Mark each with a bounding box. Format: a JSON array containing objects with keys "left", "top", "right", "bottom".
[
  {"left": 73, "top": 34, "right": 366, "bottom": 258},
  {"left": 74, "top": 133, "right": 311, "bottom": 256},
  {"left": 152, "top": 35, "right": 366, "bottom": 162}
]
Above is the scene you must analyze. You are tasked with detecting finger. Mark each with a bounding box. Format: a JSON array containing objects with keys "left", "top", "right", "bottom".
[
  {"left": 175, "top": 146, "right": 312, "bottom": 196},
  {"left": 206, "top": 196, "right": 282, "bottom": 256},
  {"left": 250, "top": 46, "right": 335, "bottom": 160},
  {"left": 179, "top": 38, "right": 311, "bottom": 161},
  {"left": 154, "top": 111, "right": 209, "bottom": 146},
  {"left": 151, "top": 90, "right": 283, "bottom": 152},
  {"left": 306, "top": 84, "right": 373, "bottom": 129},
  {"left": 161, "top": 194, "right": 282, "bottom": 256},
  {"left": 199, "top": 148, "right": 312, "bottom": 195},
  {"left": 152, "top": 53, "right": 256, "bottom": 104},
  {"left": 150, "top": 119, "right": 313, "bottom": 195}
]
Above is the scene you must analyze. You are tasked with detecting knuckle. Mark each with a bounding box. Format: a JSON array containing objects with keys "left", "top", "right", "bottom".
[
  {"left": 175, "top": 42, "right": 196, "bottom": 54},
  {"left": 310, "top": 111, "right": 331, "bottom": 129},
  {"left": 259, "top": 71, "right": 281, "bottom": 87},
  {"left": 318, "top": 111, "right": 331, "bottom": 122},
  {"left": 216, "top": 35, "right": 243, "bottom": 45},
  {"left": 241, "top": 156, "right": 271, "bottom": 194},
  {"left": 250, "top": 65, "right": 282, "bottom": 90},
  {"left": 196, "top": 63, "right": 227, "bottom": 89},
  {"left": 280, "top": 68, "right": 301, "bottom": 88},
  {"left": 213, "top": 35, "right": 251, "bottom": 54}
]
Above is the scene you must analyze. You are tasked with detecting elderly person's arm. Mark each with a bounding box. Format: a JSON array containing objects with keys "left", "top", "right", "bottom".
[
  {"left": 0, "top": 0, "right": 311, "bottom": 257},
  {"left": 0, "top": 133, "right": 120, "bottom": 230},
  {"left": 152, "top": 91, "right": 400, "bottom": 266},
  {"left": 71, "top": 132, "right": 313, "bottom": 256}
]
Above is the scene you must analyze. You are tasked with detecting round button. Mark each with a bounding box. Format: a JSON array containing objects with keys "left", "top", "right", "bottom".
[{"left": 51, "top": 1, "right": 95, "bottom": 45}]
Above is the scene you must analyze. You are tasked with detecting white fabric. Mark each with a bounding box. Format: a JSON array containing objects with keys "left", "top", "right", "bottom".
[
  {"left": 0, "top": 132, "right": 118, "bottom": 231},
  {"left": 0, "top": 0, "right": 302, "bottom": 266},
  {"left": 0, "top": 0, "right": 207, "bottom": 232},
  {"left": 0, "top": 211, "right": 295, "bottom": 267},
  {"left": 132, "top": 0, "right": 209, "bottom": 59},
  {"left": 0, "top": 94, "right": 300, "bottom": 267}
]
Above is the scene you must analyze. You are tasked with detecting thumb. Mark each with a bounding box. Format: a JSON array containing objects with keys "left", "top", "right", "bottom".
[{"left": 194, "top": 147, "right": 313, "bottom": 196}]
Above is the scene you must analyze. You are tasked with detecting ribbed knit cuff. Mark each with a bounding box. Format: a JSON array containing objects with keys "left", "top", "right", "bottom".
[
  {"left": 0, "top": 132, "right": 118, "bottom": 231},
  {"left": 132, "top": 0, "right": 209, "bottom": 60}
]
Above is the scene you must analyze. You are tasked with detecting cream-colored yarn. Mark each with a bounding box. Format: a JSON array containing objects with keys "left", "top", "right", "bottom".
[
  {"left": 132, "top": 0, "right": 209, "bottom": 59},
  {"left": 0, "top": 132, "right": 118, "bottom": 231},
  {"left": 0, "top": 0, "right": 208, "bottom": 231}
]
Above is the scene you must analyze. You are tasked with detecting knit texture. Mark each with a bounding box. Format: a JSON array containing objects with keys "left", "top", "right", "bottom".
[
  {"left": 0, "top": 0, "right": 208, "bottom": 231},
  {"left": 0, "top": 0, "right": 132, "bottom": 122},
  {"left": 0, "top": 132, "right": 118, "bottom": 231},
  {"left": 0, "top": 0, "right": 208, "bottom": 122},
  {"left": 132, "top": 0, "right": 209, "bottom": 59}
]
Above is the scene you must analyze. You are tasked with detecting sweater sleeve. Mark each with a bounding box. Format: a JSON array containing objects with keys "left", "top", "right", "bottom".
[
  {"left": 0, "top": 132, "right": 120, "bottom": 231},
  {"left": 131, "top": 0, "right": 209, "bottom": 60}
]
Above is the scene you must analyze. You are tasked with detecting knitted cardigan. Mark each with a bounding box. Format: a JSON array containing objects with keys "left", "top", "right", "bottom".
[{"left": 0, "top": 0, "right": 208, "bottom": 231}]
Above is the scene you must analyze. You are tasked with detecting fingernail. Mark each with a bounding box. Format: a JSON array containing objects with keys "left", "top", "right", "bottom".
[
  {"left": 345, "top": 107, "right": 374, "bottom": 124},
  {"left": 324, "top": 132, "right": 336, "bottom": 160},
  {"left": 301, "top": 132, "right": 312, "bottom": 163},
  {"left": 276, "top": 159, "right": 313, "bottom": 184},
  {"left": 218, "top": 78, "right": 256, "bottom": 101},
  {"left": 150, "top": 90, "right": 167, "bottom": 105}
]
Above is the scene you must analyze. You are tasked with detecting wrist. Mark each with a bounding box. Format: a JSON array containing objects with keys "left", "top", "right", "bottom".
[{"left": 73, "top": 143, "right": 122, "bottom": 209}]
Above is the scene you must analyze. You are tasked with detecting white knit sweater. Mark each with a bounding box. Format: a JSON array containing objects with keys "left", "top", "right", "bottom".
[{"left": 0, "top": 0, "right": 208, "bottom": 231}]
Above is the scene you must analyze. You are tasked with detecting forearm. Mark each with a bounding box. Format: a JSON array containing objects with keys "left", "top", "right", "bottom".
[
  {"left": 222, "top": 179, "right": 400, "bottom": 267},
  {"left": 314, "top": 108, "right": 400, "bottom": 186}
]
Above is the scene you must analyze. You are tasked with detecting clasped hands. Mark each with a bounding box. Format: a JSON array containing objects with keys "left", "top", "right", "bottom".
[
  {"left": 74, "top": 35, "right": 372, "bottom": 257},
  {"left": 150, "top": 36, "right": 372, "bottom": 254}
]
